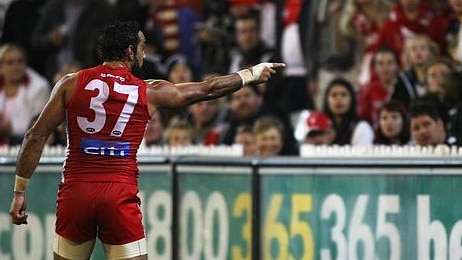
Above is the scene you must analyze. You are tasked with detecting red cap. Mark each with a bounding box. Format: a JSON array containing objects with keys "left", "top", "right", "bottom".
[{"left": 306, "top": 111, "right": 332, "bottom": 133}]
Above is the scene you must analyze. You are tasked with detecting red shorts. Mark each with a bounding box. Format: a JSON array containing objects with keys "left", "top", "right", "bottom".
[{"left": 55, "top": 181, "right": 145, "bottom": 245}]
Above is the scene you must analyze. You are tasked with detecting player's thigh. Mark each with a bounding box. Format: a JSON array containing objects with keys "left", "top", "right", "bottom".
[
  {"left": 53, "top": 234, "right": 95, "bottom": 260},
  {"left": 102, "top": 238, "right": 147, "bottom": 260}
]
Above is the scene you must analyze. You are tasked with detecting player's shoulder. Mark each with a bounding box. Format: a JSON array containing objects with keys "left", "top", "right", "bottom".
[
  {"left": 61, "top": 65, "right": 101, "bottom": 86},
  {"left": 59, "top": 72, "right": 79, "bottom": 86},
  {"left": 52, "top": 71, "right": 80, "bottom": 98}
]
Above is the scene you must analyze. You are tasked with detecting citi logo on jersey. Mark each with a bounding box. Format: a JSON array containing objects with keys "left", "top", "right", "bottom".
[{"left": 81, "top": 138, "right": 130, "bottom": 157}]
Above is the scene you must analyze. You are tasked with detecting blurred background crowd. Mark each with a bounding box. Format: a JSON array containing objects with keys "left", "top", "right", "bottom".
[{"left": 0, "top": 0, "right": 462, "bottom": 157}]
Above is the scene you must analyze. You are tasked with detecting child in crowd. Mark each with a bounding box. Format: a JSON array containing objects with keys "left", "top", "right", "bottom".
[
  {"left": 233, "top": 124, "right": 257, "bottom": 156},
  {"left": 163, "top": 121, "right": 194, "bottom": 147},
  {"left": 253, "top": 115, "right": 285, "bottom": 156}
]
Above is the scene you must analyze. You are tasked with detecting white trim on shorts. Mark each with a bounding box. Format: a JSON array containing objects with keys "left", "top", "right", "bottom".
[
  {"left": 53, "top": 234, "right": 95, "bottom": 260},
  {"left": 103, "top": 238, "right": 147, "bottom": 259}
]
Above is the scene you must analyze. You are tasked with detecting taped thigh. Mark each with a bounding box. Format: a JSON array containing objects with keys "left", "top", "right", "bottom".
[
  {"left": 102, "top": 238, "right": 147, "bottom": 260},
  {"left": 53, "top": 234, "right": 95, "bottom": 260}
]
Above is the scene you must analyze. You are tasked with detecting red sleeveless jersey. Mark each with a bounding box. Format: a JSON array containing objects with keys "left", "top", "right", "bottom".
[{"left": 63, "top": 65, "right": 150, "bottom": 184}]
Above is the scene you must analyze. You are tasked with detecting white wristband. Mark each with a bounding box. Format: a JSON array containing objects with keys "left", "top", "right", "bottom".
[
  {"left": 237, "top": 63, "right": 274, "bottom": 85},
  {"left": 14, "top": 175, "right": 30, "bottom": 193}
]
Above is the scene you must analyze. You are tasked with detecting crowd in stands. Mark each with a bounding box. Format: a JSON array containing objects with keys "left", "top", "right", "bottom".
[{"left": 1, "top": 0, "right": 462, "bottom": 157}]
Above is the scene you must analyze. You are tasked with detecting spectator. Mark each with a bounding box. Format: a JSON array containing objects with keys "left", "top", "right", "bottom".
[
  {"left": 425, "top": 58, "right": 455, "bottom": 95},
  {"left": 415, "top": 58, "right": 455, "bottom": 126},
  {"left": 339, "top": 0, "right": 393, "bottom": 85},
  {"left": 409, "top": 101, "right": 453, "bottom": 146},
  {"left": 233, "top": 124, "right": 257, "bottom": 156},
  {"left": 359, "top": 47, "right": 400, "bottom": 125},
  {"left": 166, "top": 54, "right": 195, "bottom": 83},
  {"left": 228, "top": 0, "right": 270, "bottom": 45},
  {"left": 32, "top": 0, "right": 115, "bottom": 80},
  {"left": 228, "top": 14, "right": 273, "bottom": 74},
  {"left": 194, "top": 0, "right": 234, "bottom": 75},
  {"left": 376, "top": 0, "right": 434, "bottom": 61},
  {"left": 142, "top": 112, "right": 165, "bottom": 146},
  {"left": 253, "top": 115, "right": 285, "bottom": 156},
  {"left": 304, "top": 111, "right": 336, "bottom": 145},
  {"left": 143, "top": 0, "right": 202, "bottom": 75},
  {"left": 221, "top": 84, "right": 263, "bottom": 142},
  {"left": 163, "top": 120, "right": 194, "bottom": 147},
  {"left": 323, "top": 77, "right": 374, "bottom": 145},
  {"left": 0, "top": 44, "right": 50, "bottom": 145},
  {"left": 391, "top": 34, "right": 439, "bottom": 107},
  {"left": 221, "top": 84, "right": 298, "bottom": 155},
  {"left": 301, "top": 0, "right": 361, "bottom": 112},
  {"left": 374, "top": 100, "right": 410, "bottom": 145},
  {"left": 187, "top": 99, "right": 227, "bottom": 145},
  {"left": 270, "top": 0, "right": 314, "bottom": 114},
  {"left": 159, "top": 54, "right": 195, "bottom": 126}
]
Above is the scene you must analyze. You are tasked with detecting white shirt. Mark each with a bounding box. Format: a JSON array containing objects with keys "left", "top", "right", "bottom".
[
  {"left": 351, "top": 120, "right": 375, "bottom": 146},
  {"left": 0, "top": 68, "right": 50, "bottom": 137}
]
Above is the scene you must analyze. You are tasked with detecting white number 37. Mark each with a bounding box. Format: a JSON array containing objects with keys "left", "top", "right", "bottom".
[{"left": 77, "top": 79, "right": 139, "bottom": 136}]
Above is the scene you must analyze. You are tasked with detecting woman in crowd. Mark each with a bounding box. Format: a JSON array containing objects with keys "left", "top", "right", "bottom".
[
  {"left": 0, "top": 44, "right": 50, "bottom": 145},
  {"left": 374, "top": 100, "right": 410, "bottom": 145},
  {"left": 323, "top": 77, "right": 374, "bottom": 145}
]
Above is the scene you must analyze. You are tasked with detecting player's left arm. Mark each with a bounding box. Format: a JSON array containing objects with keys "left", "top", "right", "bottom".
[{"left": 146, "top": 62, "right": 285, "bottom": 109}]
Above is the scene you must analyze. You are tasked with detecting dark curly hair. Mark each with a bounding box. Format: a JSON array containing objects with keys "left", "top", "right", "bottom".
[{"left": 98, "top": 21, "right": 140, "bottom": 62}]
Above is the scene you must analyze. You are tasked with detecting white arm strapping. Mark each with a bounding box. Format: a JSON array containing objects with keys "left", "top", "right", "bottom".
[{"left": 236, "top": 63, "right": 274, "bottom": 85}]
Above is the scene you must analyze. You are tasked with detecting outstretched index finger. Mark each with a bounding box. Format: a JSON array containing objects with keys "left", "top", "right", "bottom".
[{"left": 270, "top": 63, "right": 286, "bottom": 69}]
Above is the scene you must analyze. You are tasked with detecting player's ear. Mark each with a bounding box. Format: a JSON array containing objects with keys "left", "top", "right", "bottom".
[{"left": 127, "top": 45, "right": 135, "bottom": 60}]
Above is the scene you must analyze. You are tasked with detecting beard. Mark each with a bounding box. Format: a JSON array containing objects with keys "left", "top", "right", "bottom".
[
  {"left": 133, "top": 57, "right": 144, "bottom": 71},
  {"left": 131, "top": 58, "right": 144, "bottom": 77}
]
